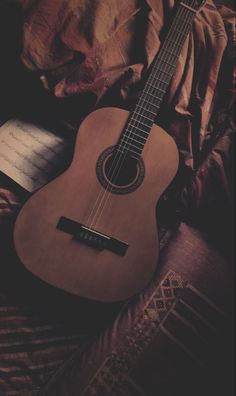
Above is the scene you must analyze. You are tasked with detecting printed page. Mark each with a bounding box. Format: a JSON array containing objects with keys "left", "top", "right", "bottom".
[{"left": 0, "top": 119, "right": 73, "bottom": 192}]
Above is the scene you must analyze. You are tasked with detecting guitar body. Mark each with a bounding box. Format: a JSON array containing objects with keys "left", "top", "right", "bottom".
[{"left": 14, "top": 107, "right": 179, "bottom": 302}]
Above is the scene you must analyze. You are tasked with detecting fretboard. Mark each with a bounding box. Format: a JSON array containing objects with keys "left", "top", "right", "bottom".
[{"left": 117, "top": 2, "right": 198, "bottom": 159}]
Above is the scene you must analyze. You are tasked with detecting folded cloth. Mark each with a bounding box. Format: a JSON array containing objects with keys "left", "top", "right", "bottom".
[{"left": 16, "top": 0, "right": 234, "bottom": 170}]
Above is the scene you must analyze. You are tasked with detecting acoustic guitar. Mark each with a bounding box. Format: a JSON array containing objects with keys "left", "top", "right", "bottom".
[{"left": 14, "top": 1, "right": 206, "bottom": 302}]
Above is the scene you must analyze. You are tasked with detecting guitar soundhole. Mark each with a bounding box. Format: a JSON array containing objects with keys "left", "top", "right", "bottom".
[{"left": 96, "top": 146, "right": 145, "bottom": 194}]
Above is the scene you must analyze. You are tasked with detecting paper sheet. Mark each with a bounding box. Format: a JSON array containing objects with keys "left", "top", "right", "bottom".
[{"left": 0, "top": 119, "right": 73, "bottom": 192}]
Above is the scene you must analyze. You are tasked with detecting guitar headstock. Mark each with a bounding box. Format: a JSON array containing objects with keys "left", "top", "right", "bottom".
[{"left": 180, "top": 0, "right": 207, "bottom": 12}]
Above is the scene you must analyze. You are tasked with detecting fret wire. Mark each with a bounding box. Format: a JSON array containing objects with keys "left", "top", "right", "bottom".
[
  {"left": 120, "top": 139, "right": 144, "bottom": 151},
  {"left": 121, "top": 135, "right": 145, "bottom": 147},
  {"left": 141, "top": 90, "right": 162, "bottom": 104},
  {"left": 119, "top": 4, "right": 197, "bottom": 156},
  {"left": 125, "top": 125, "right": 149, "bottom": 136},
  {"left": 121, "top": 146, "right": 142, "bottom": 155},
  {"left": 123, "top": 132, "right": 148, "bottom": 144},
  {"left": 166, "top": 39, "right": 183, "bottom": 48},
  {"left": 152, "top": 64, "right": 175, "bottom": 81},
  {"left": 152, "top": 71, "right": 172, "bottom": 84},
  {"left": 148, "top": 8, "right": 193, "bottom": 93},
  {"left": 121, "top": 137, "right": 145, "bottom": 148},
  {"left": 136, "top": 93, "right": 157, "bottom": 109},
  {"left": 146, "top": 7, "right": 194, "bottom": 95},
  {"left": 160, "top": 40, "right": 184, "bottom": 59},
  {"left": 142, "top": 90, "right": 163, "bottom": 101},
  {"left": 146, "top": 83, "right": 166, "bottom": 93},
  {"left": 176, "top": 15, "right": 192, "bottom": 27},
  {"left": 157, "top": 37, "right": 185, "bottom": 60},
  {"left": 135, "top": 113, "right": 154, "bottom": 124},
  {"left": 124, "top": 123, "right": 151, "bottom": 139},
  {"left": 128, "top": 118, "right": 152, "bottom": 130},
  {"left": 154, "top": 62, "right": 173, "bottom": 72},
  {"left": 158, "top": 11, "right": 188, "bottom": 50},
  {"left": 176, "top": 24, "right": 191, "bottom": 40},
  {"left": 129, "top": 113, "right": 155, "bottom": 134},
  {"left": 159, "top": 15, "right": 193, "bottom": 51},
  {"left": 136, "top": 101, "right": 159, "bottom": 111},
  {"left": 151, "top": 75, "right": 169, "bottom": 85},
  {"left": 122, "top": 131, "right": 150, "bottom": 147},
  {"left": 177, "top": 10, "right": 196, "bottom": 28},
  {"left": 116, "top": 148, "right": 125, "bottom": 155},
  {"left": 124, "top": 128, "right": 150, "bottom": 143},
  {"left": 136, "top": 105, "right": 157, "bottom": 116},
  {"left": 158, "top": 59, "right": 175, "bottom": 68},
  {"left": 130, "top": 111, "right": 154, "bottom": 128},
  {"left": 163, "top": 49, "right": 180, "bottom": 59},
  {"left": 176, "top": 15, "right": 192, "bottom": 25},
  {"left": 141, "top": 91, "right": 162, "bottom": 105},
  {"left": 180, "top": 2, "right": 197, "bottom": 13},
  {"left": 153, "top": 67, "right": 172, "bottom": 77},
  {"left": 122, "top": 140, "right": 144, "bottom": 154},
  {"left": 116, "top": 147, "right": 141, "bottom": 157},
  {"left": 122, "top": 134, "right": 146, "bottom": 145}
]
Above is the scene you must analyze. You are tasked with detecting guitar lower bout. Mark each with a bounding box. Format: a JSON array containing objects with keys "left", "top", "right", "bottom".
[{"left": 14, "top": 107, "right": 179, "bottom": 303}]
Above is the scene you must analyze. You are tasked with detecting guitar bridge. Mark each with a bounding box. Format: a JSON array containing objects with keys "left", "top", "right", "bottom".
[{"left": 57, "top": 217, "right": 128, "bottom": 257}]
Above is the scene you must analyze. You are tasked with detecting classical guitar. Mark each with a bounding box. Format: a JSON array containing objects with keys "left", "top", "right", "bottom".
[{"left": 14, "top": 1, "right": 205, "bottom": 302}]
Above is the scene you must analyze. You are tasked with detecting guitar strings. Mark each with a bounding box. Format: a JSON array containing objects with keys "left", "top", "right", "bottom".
[
  {"left": 88, "top": 1, "right": 197, "bottom": 230},
  {"left": 86, "top": 1, "right": 196, "bottom": 230},
  {"left": 116, "top": 2, "right": 197, "bottom": 160},
  {"left": 86, "top": 1, "right": 197, "bottom": 230},
  {"left": 89, "top": 6, "right": 195, "bottom": 231}
]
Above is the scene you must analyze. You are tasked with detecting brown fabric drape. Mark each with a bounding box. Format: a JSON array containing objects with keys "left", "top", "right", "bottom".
[{"left": 16, "top": 0, "right": 231, "bottom": 170}]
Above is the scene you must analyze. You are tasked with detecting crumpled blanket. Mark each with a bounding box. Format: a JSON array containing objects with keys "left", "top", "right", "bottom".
[{"left": 17, "top": 0, "right": 234, "bottom": 171}]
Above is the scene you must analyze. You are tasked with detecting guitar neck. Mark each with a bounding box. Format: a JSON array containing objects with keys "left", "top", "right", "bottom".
[{"left": 117, "top": 1, "right": 200, "bottom": 159}]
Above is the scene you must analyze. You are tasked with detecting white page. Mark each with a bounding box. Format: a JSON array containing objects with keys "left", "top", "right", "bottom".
[{"left": 0, "top": 119, "right": 73, "bottom": 192}]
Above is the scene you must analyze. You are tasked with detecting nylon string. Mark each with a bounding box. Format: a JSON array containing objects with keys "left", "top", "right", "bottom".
[{"left": 85, "top": 1, "right": 197, "bottom": 231}]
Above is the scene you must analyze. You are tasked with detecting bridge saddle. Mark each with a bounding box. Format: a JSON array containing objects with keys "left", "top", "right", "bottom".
[{"left": 57, "top": 217, "right": 128, "bottom": 257}]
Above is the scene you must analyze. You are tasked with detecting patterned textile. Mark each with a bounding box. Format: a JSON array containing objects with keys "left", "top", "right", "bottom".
[
  {"left": 41, "top": 225, "right": 234, "bottom": 396},
  {"left": 80, "top": 272, "right": 186, "bottom": 396}
]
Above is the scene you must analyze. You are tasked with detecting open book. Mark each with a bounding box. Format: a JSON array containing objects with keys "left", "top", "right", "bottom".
[{"left": 0, "top": 119, "right": 74, "bottom": 192}]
